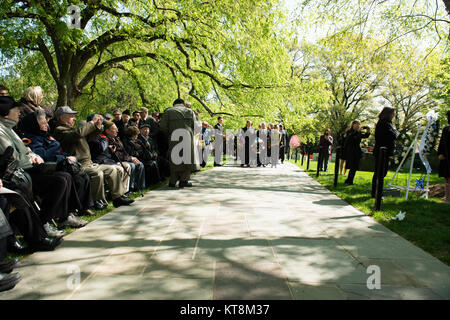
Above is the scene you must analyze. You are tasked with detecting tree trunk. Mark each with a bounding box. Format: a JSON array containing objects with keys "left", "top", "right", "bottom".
[
  {"left": 56, "top": 80, "right": 80, "bottom": 108},
  {"left": 444, "top": 0, "right": 450, "bottom": 16}
]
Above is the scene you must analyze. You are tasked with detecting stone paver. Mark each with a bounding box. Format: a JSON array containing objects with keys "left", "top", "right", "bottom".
[{"left": 1, "top": 161, "right": 449, "bottom": 300}]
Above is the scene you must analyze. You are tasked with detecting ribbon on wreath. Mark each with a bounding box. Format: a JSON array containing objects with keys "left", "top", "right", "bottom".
[{"left": 415, "top": 178, "right": 424, "bottom": 191}]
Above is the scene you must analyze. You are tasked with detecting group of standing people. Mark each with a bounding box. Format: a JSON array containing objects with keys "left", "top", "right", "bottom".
[
  {"left": 316, "top": 106, "right": 450, "bottom": 204},
  {"left": 318, "top": 121, "right": 371, "bottom": 187},
  {"left": 238, "top": 121, "right": 289, "bottom": 167},
  {"left": 318, "top": 109, "right": 396, "bottom": 191}
]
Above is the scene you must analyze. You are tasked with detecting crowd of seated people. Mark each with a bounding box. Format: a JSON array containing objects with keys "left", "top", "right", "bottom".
[
  {"left": 0, "top": 84, "right": 288, "bottom": 293},
  {"left": 0, "top": 85, "right": 171, "bottom": 292}
]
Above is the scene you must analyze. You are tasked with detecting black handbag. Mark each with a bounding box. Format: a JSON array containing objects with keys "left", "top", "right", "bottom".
[
  {"left": 56, "top": 157, "right": 82, "bottom": 175},
  {"left": 2, "top": 166, "right": 34, "bottom": 210}
]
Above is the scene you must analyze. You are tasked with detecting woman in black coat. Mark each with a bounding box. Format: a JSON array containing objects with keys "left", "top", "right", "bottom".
[
  {"left": 338, "top": 125, "right": 350, "bottom": 175},
  {"left": 343, "top": 120, "right": 370, "bottom": 185},
  {"left": 437, "top": 110, "right": 450, "bottom": 203},
  {"left": 371, "top": 107, "right": 399, "bottom": 197}
]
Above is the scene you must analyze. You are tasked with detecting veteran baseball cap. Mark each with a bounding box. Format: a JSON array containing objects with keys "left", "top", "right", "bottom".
[{"left": 55, "top": 106, "right": 78, "bottom": 118}]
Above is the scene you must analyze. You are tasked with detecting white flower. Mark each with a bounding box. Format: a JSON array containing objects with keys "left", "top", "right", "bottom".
[{"left": 392, "top": 211, "right": 406, "bottom": 221}]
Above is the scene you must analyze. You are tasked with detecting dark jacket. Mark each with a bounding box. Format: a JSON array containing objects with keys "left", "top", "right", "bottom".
[
  {"left": 109, "top": 135, "right": 132, "bottom": 162},
  {"left": 23, "top": 134, "right": 67, "bottom": 164},
  {"left": 438, "top": 126, "right": 450, "bottom": 158},
  {"left": 214, "top": 123, "right": 223, "bottom": 133},
  {"left": 280, "top": 130, "right": 288, "bottom": 148},
  {"left": 137, "top": 134, "right": 158, "bottom": 162},
  {"left": 89, "top": 134, "right": 117, "bottom": 165},
  {"left": 114, "top": 119, "right": 129, "bottom": 140},
  {"left": 437, "top": 125, "right": 450, "bottom": 175},
  {"left": 123, "top": 136, "right": 146, "bottom": 161},
  {"left": 18, "top": 112, "right": 67, "bottom": 163},
  {"left": 128, "top": 119, "right": 141, "bottom": 128},
  {"left": 337, "top": 131, "right": 348, "bottom": 159},
  {"left": 319, "top": 134, "right": 333, "bottom": 155},
  {"left": 374, "top": 119, "right": 398, "bottom": 157},
  {"left": 144, "top": 116, "right": 160, "bottom": 138},
  {"left": 343, "top": 129, "right": 370, "bottom": 168},
  {"left": 0, "top": 203, "right": 13, "bottom": 240}
]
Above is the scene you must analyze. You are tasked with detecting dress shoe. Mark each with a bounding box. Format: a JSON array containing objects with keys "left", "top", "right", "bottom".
[
  {"left": 81, "top": 209, "right": 96, "bottom": 216},
  {"left": 93, "top": 200, "right": 104, "bottom": 211},
  {"left": 179, "top": 181, "right": 193, "bottom": 188},
  {"left": 60, "top": 214, "right": 88, "bottom": 228},
  {"left": 214, "top": 163, "right": 222, "bottom": 167},
  {"left": 7, "top": 238, "right": 29, "bottom": 255},
  {"left": 113, "top": 197, "right": 134, "bottom": 208},
  {"left": 43, "top": 222, "right": 66, "bottom": 237},
  {"left": 29, "top": 237, "right": 63, "bottom": 252},
  {"left": 0, "top": 258, "right": 19, "bottom": 274},
  {"left": 0, "top": 272, "right": 21, "bottom": 292},
  {"left": 100, "top": 201, "right": 109, "bottom": 210}
]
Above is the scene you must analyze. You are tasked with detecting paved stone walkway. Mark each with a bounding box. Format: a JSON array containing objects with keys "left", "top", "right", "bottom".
[{"left": 1, "top": 162, "right": 449, "bottom": 300}]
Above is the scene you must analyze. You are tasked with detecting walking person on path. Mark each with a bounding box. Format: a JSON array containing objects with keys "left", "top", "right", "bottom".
[{"left": 160, "top": 98, "right": 201, "bottom": 188}]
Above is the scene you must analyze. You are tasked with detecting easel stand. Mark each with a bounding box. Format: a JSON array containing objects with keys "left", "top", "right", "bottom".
[{"left": 388, "top": 129, "right": 429, "bottom": 200}]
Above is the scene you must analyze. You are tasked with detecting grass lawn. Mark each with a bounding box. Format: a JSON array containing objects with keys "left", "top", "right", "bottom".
[{"left": 289, "top": 157, "right": 450, "bottom": 266}]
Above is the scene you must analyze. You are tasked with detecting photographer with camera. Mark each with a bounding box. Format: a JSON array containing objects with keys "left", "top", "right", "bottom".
[
  {"left": 318, "top": 129, "right": 333, "bottom": 172},
  {"left": 54, "top": 109, "right": 132, "bottom": 209},
  {"left": 343, "top": 120, "right": 371, "bottom": 185}
]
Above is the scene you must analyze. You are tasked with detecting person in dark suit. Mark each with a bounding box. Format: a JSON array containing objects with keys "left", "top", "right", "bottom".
[
  {"left": 371, "top": 107, "right": 398, "bottom": 197},
  {"left": 240, "top": 120, "right": 254, "bottom": 167},
  {"left": 437, "top": 110, "right": 450, "bottom": 204},
  {"left": 279, "top": 124, "right": 288, "bottom": 164},
  {"left": 343, "top": 120, "right": 370, "bottom": 185},
  {"left": 318, "top": 129, "right": 333, "bottom": 172},
  {"left": 214, "top": 116, "right": 224, "bottom": 166},
  {"left": 116, "top": 109, "right": 130, "bottom": 139}
]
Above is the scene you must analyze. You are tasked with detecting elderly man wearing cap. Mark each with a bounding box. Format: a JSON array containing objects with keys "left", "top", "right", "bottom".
[
  {"left": 53, "top": 106, "right": 133, "bottom": 209},
  {"left": 90, "top": 121, "right": 145, "bottom": 194}
]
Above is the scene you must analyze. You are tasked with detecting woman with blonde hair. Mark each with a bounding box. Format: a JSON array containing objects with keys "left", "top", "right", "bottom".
[{"left": 17, "top": 86, "right": 44, "bottom": 119}]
